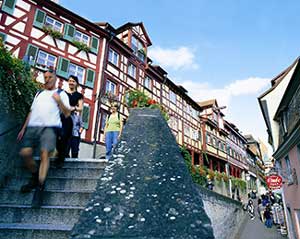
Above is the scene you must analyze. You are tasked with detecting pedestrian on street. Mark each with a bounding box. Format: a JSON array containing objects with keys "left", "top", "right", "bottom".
[
  {"left": 247, "top": 199, "right": 255, "bottom": 220},
  {"left": 257, "top": 198, "right": 265, "bottom": 222},
  {"left": 64, "top": 75, "right": 83, "bottom": 159},
  {"left": 70, "top": 111, "right": 84, "bottom": 158},
  {"left": 104, "top": 103, "right": 123, "bottom": 160},
  {"left": 264, "top": 205, "right": 273, "bottom": 228},
  {"left": 56, "top": 75, "right": 83, "bottom": 166},
  {"left": 206, "top": 175, "right": 214, "bottom": 190},
  {"left": 17, "top": 70, "right": 71, "bottom": 207}
]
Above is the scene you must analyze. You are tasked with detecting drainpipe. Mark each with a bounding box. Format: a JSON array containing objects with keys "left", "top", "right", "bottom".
[{"left": 92, "top": 31, "right": 115, "bottom": 158}]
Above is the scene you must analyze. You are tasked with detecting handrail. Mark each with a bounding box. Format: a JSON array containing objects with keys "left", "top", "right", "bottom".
[{"left": 0, "top": 123, "right": 20, "bottom": 137}]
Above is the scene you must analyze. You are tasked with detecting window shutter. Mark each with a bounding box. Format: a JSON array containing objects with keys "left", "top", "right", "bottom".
[
  {"left": 82, "top": 105, "right": 90, "bottom": 129},
  {"left": 56, "top": 57, "right": 70, "bottom": 78},
  {"left": 85, "top": 68, "right": 95, "bottom": 88},
  {"left": 90, "top": 36, "right": 99, "bottom": 54},
  {"left": 63, "top": 24, "right": 75, "bottom": 41},
  {"left": 0, "top": 32, "right": 7, "bottom": 42},
  {"left": 25, "top": 44, "right": 39, "bottom": 65},
  {"left": 1, "top": 0, "right": 16, "bottom": 15},
  {"left": 33, "top": 9, "right": 46, "bottom": 28}
]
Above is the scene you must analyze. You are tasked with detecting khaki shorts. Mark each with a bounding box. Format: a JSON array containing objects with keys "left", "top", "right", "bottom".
[{"left": 22, "top": 127, "right": 57, "bottom": 152}]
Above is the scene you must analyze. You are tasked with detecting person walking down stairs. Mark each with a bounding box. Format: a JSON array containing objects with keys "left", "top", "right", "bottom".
[{"left": 17, "top": 70, "right": 71, "bottom": 208}]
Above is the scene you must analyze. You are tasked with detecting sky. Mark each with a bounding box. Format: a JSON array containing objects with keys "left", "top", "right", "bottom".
[{"left": 61, "top": 0, "right": 300, "bottom": 152}]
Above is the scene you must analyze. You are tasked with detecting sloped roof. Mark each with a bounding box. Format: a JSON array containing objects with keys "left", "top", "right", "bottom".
[
  {"left": 258, "top": 57, "right": 300, "bottom": 99},
  {"left": 198, "top": 99, "right": 217, "bottom": 108}
]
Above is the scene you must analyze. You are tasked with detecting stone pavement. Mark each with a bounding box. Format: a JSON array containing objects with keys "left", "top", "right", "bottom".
[{"left": 239, "top": 213, "right": 287, "bottom": 239}]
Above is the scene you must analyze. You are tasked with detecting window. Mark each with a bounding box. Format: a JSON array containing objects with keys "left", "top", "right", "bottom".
[
  {"left": 108, "top": 48, "right": 119, "bottom": 66},
  {"left": 1, "top": 0, "right": 17, "bottom": 15},
  {"left": 68, "top": 63, "right": 85, "bottom": 84},
  {"left": 74, "top": 30, "right": 89, "bottom": 45},
  {"left": 144, "top": 76, "right": 152, "bottom": 89},
  {"left": 131, "top": 35, "right": 145, "bottom": 61},
  {"left": 0, "top": 32, "right": 7, "bottom": 43},
  {"left": 44, "top": 16, "right": 63, "bottom": 32},
  {"left": 192, "top": 130, "right": 199, "bottom": 140},
  {"left": 36, "top": 50, "right": 57, "bottom": 69},
  {"left": 106, "top": 80, "right": 116, "bottom": 94},
  {"left": 206, "top": 133, "right": 211, "bottom": 144},
  {"left": 285, "top": 156, "right": 293, "bottom": 184},
  {"left": 82, "top": 105, "right": 90, "bottom": 129},
  {"left": 191, "top": 108, "right": 198, "bottom": 119},
  {"left": 184, "top": 125, "right": 190, "bottom": 137},
  {"left": 100, "top": 112, "right": 108, "bottom": 131},
  {"left": 127, "top": 63, "right": 136, "bottom": 78},
  {"left": 169, "top": 90, "right": 176, "bottom": 104}
]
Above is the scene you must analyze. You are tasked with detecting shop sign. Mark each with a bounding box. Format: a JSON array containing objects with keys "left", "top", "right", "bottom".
[{"left": 266, "top": 175, "right": 282, "bottom": 189}]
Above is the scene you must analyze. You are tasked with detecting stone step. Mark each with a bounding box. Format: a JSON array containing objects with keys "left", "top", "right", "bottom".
[
  {"left": 0, "top": 189, "right": 93, "bottom": 207},
  {"left": 0, "top": 204, "right": 83, "bottom": 225},
  {"left": 4, "top": 176, "right": 99, "bottom": 191},
  {"left": 0, "top": 223, "right": 71, "bottom": 239},
  {"left": 13, "top": 167, "right": 104, "bottom": 178}
]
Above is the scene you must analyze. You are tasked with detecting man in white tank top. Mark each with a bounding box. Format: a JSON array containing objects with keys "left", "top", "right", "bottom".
[{"left": 17, "top": 70, "right": 71, "bottom": 208}]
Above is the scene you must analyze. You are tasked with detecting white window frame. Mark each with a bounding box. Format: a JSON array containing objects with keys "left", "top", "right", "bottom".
[
  {"left": 127, "top": 63, "right": 136, "bottom": 78},
  {"left": 285, "top": 156, "right": 293, "bottom": 184},
  {"left": 169, "top": 90, "right": 176, "bottom": 104},
  {"left": 184, "top": 124, "right": 191, "bottom": 137},
  {"left": 74, "top": 30, "right": 89, "bottom": 45},
  {"left": 44, "top": 15, "right": 63, "bottom": 32},
  {"left": 144, "top": 76, "right": 151, "bottom": 89},
  {"left": 68, "top": 63, "right": 85, "bottom": 84},
  {"left": 36, "top": 50, "right": 57, "bottom": 69},
  {"left": 108, "top": 48, "right": 119, "bottom": 66},
  {"left": 105, "top": 79, "right": 117, "bottom": 94}
]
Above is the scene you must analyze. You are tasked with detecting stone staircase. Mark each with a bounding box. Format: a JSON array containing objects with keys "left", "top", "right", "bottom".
[{"left": 0, "top": 158, "right": 106, "bottom": 239}]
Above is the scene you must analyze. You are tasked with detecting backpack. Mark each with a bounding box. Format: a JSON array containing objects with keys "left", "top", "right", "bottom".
[{"left": 35, "top": 89, "right": 73, "bottom": 138}]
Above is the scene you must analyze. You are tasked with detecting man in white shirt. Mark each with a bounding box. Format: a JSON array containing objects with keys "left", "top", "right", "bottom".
[{"left": 17, "top": 70, "right": 71, "bottom": 208}]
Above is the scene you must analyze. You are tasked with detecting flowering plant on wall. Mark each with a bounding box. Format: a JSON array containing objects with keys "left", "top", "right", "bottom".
[
  {"left": 42, "top": 26, "right": 63, "bottom": 39},
  {"left": 101, "top": 91, "right": 118, "bottom": 105},
  {"left": 124, "top": 89, "right": 169, "bottom": 121},
  {"left": 72, "top": 40, "right": 91, "bottom": 52}
]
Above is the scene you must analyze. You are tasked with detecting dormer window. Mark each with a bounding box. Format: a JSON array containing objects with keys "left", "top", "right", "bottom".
[{"left": 131, "top": 35, "right": 145, "bottom": 62}]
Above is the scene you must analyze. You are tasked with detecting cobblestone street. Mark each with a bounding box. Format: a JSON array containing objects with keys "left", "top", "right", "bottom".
[{"left": 239, "top": 213, "right": 287, "bottom": 239}]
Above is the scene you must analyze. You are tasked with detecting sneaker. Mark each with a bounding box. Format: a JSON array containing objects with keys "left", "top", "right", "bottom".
[
  {"left": 20, "top": 173, "right": 38, "bottom": 193},
  {"left": 32, "top": 184, "right": 44, "bottom": 208}
]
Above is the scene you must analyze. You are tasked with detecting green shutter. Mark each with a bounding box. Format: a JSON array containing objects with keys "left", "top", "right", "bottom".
[
  {"left": 85, "top": 68, "right": 95, "bottom": 88},
  {"left": 1, "top": 0, "right": 16, "bottom": 15},
  {"left": 82, "top": 105, "right": 90, "bottom": 129},
  {"left": 56, "top": 57, "right": 70, "bottom": 78},
  {"left": 0, "top": 32, "right": 7, "bottom": 42},
  {"left": 90, "top": 36, "right": 99, "bottom": 54},
  {"left": 63, "top": 24, "right": 75, "bottom": 41},
  {"left": 25, "top": 44, "right": 39, "bottom": 65},
  {"left": 33, "top": 9, "right": 46, "bottom": 28}
]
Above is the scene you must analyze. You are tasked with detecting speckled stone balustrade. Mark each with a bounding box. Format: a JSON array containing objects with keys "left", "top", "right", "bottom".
[{"left": 71, "top": 108, "right": 215, "bottom": 239}]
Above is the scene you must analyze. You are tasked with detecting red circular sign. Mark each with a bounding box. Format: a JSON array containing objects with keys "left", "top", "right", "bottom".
[{"left": 266, "top": 175, "right": 283, "bottom": 189}]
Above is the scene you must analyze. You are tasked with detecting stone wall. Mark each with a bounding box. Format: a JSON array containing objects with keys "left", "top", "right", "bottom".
[
  {"left": 197, "top": 186, "right": 247, "bottom": 239},
  {"left": 0, "top": 112, "right": 20, "bottom": 185}
]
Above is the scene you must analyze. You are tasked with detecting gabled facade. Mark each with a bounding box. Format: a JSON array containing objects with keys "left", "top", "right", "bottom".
[
  {"left": 225, "top": 121, "right": 248, "bottom": 178},
  {"left": 0, "top": 0, "right": 108, "bottom": 145},
  {"left": 259, "top": 58, "right": 300, "bottom": 239}
]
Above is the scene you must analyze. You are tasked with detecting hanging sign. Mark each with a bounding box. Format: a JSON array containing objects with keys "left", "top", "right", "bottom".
[{"left": 266, "top": 175, "right": 283, "bottom": 189}]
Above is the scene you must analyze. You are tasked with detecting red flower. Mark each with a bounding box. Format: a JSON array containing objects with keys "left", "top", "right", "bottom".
[{"left": 132, "top": 100, "right": 138, "bottom": 107}]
